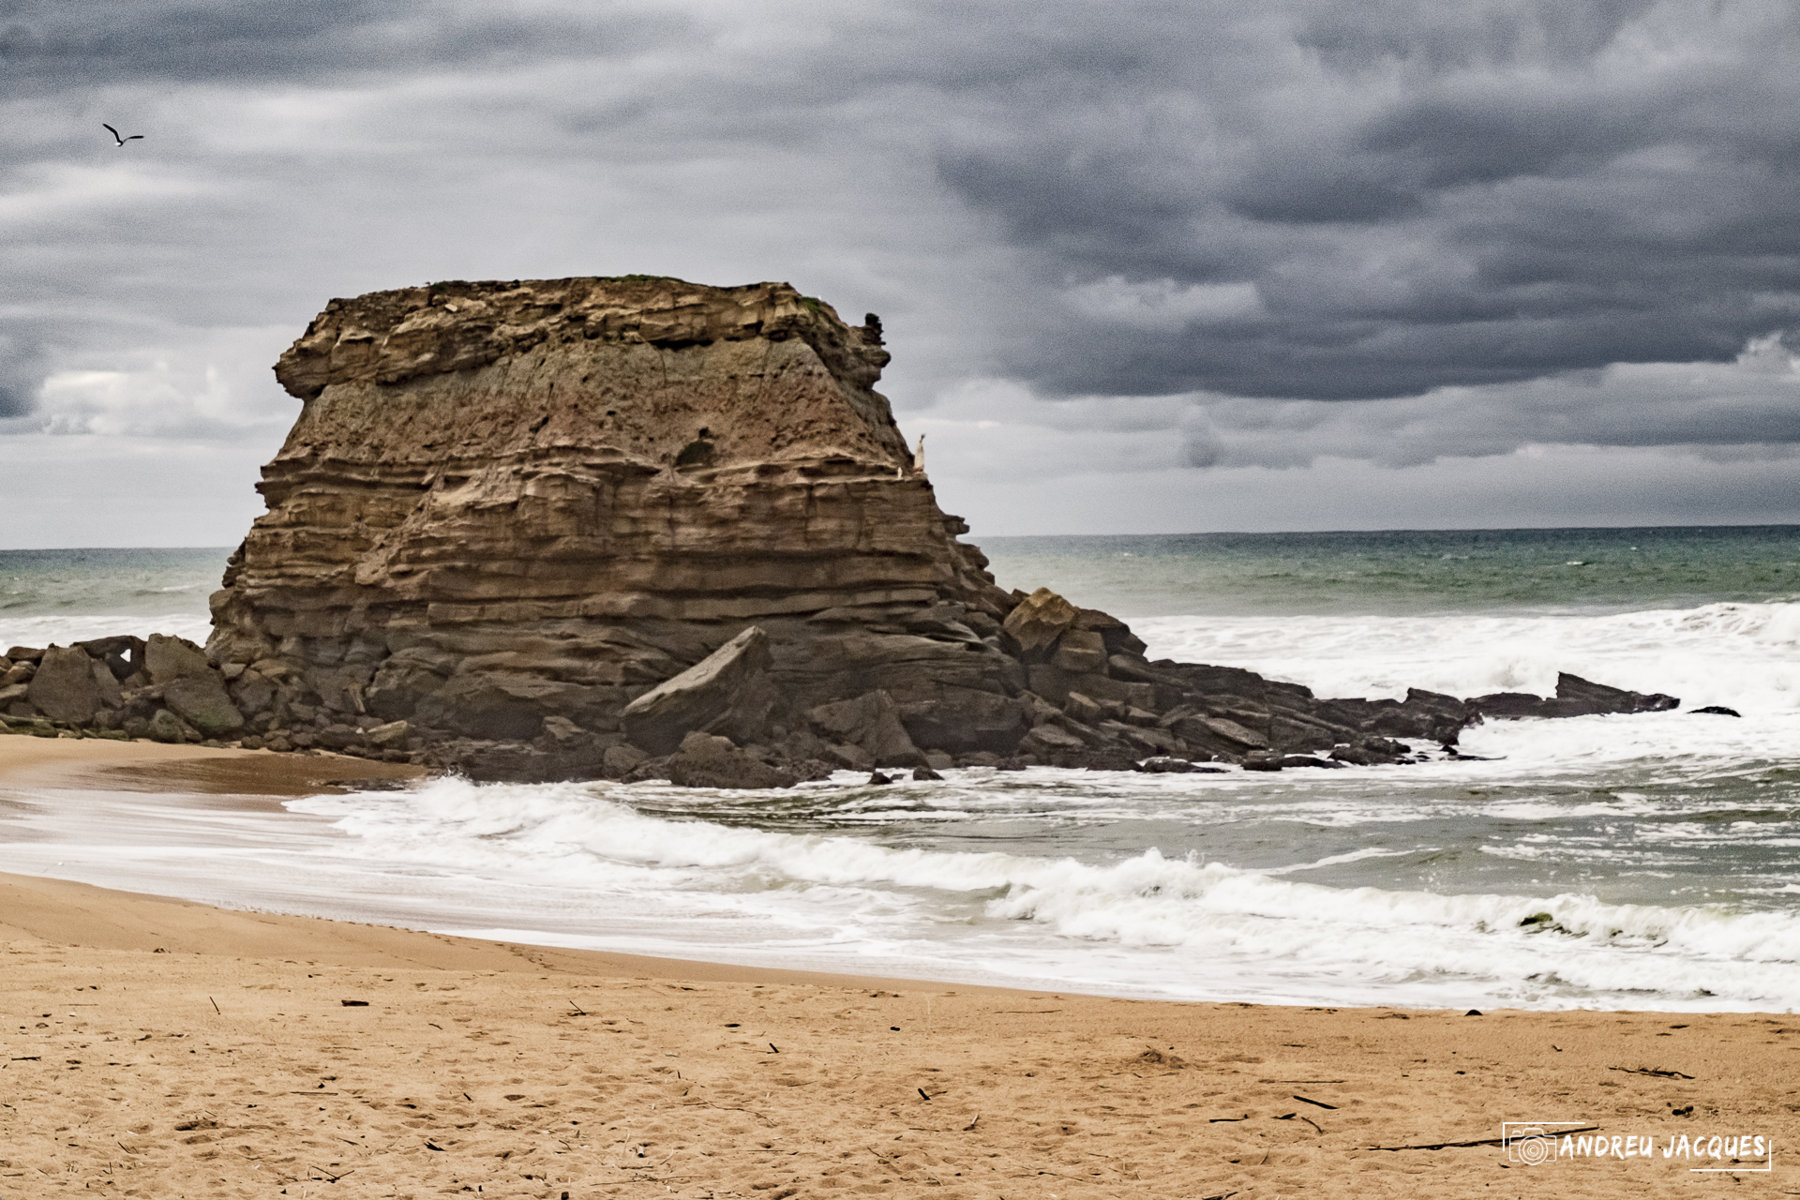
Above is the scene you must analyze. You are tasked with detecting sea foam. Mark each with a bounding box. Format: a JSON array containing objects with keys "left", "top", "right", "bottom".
[
  {"left": 1135, "top": 601, "right": 1800, "bottom": 714},
  {"left": 272, "top": 773, "right": 1800, "bottom": 1011}
]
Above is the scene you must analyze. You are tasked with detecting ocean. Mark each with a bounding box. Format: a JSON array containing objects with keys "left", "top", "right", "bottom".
[{"left": 3, "top": 526, "right": 1798, "bottom": 1012}]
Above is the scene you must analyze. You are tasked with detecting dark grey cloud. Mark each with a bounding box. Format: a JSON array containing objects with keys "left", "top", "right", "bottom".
[
  {"left": 0, "top": 322, "right": 54, "bottom": 418},
  {"left": 1293, "top": 0, "right": 1662, "bottom": 74},
  {"left": 0, "top": 376, "right": 33, "bottom": 419},
  {"left": 922, "top": 0, "right": 1800, "bottom": 400},
  {"left": 0, "top": 1, "right": 684, "bottom": 89},
  {"left": 904, "top": 329, "right": 1800, "bottom": 489}
]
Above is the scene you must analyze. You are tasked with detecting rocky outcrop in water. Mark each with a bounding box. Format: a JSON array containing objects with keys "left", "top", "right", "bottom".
[
  {"left": 0, "top": 277, "right": 1686, "bottom": 783},
  {"left": 1469, "top": 673, "right": 1679, "bottom": 720}
]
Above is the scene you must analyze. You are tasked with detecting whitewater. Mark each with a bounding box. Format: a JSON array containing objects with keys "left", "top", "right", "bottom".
[{"left": 3, "top": 529, "right": 1798, "bottom": 1011}]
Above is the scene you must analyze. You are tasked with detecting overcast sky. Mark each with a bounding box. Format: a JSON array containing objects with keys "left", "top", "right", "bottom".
[{"left": 5, "top": 0, "right": 1800, "bottom": 547}]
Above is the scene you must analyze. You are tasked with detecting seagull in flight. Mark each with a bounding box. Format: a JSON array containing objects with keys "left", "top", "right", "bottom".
[{"left": 102, "top": 123, "right": 144, "bottom": 146}]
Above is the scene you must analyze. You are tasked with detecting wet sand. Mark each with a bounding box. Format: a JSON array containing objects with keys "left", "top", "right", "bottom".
[{"left": 1, "top": 736, "right": 1793, "bottom": 1197}]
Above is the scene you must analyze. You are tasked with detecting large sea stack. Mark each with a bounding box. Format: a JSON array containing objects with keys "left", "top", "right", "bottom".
[
  {"left": 175, "top": 276, "right": 1674, "bottom": 782},
  {"left": 204, "top": 278, "right": 1038, "bottom": 779}
]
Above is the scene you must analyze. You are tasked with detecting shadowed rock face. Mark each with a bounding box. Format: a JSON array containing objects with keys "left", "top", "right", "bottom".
[{"left": 205, "top": 277, "right": 1021, "bottom": 777}]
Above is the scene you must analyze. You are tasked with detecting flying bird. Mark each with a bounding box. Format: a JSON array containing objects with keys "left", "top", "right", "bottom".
[{"left": 102, "top": 123, "right": 144, "bottom": 146}]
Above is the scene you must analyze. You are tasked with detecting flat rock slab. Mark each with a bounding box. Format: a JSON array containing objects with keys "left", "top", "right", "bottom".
[{"left": 622, "top": 627, "right": 775, "bottom": 756}]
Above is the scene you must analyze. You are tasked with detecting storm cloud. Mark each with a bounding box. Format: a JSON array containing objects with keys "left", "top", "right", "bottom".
[
  {"left": 926, "top": 0, "right": 1800, "bottom": 400},
  {"left": 4, "top": 0, "right": 1800, "bottom": 542}
]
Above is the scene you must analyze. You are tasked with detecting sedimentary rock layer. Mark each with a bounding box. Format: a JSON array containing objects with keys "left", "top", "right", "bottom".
[{"left": 202, "top": 277, "right": 1029, "bottom": 777}]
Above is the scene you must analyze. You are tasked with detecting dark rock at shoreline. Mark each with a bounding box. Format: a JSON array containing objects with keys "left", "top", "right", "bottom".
[
  {"left": 1554, "top": 672, "right": 1679, "bottom": 715},
  {"left": 1329, "top": 736, "right": 1416, "bottom": 766},
  {"left": 620, "top": 627, "right": 777, "bottom": 756},
  {"left": 1135, "top": 756, "right": 1226, "bottom": 774},
  {"left": 162, "top": 675, "right": 245, "bottom": 737},
  {"left": 26, "top": 646, "right": 121, "bottom": 725},
  {"left": 1470, "top": 672, "right": 1679, "bottom": 721},
  {"left": 146, "top": 633, "right": 210, "bottom": 685},
  {"left": 625, "top": 730, "right": 825, "bottom": 790},
  {"left": 147, "top": 708, "right": 196, "bottom": 743},
  {"left": 807, "top": 690, "right": 924, "bottom": 768}
]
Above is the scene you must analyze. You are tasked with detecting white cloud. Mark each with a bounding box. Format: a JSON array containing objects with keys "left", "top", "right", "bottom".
[
  {"left": 1061, "top": 276, "right": 1264, "bottom": 330},
  {"left": 28, "top": 326, "right": 295, "bottom": 440}
]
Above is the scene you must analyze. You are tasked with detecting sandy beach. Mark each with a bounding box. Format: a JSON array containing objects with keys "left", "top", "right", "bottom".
[{"left": 2, "top": 737, "right": 1793, "bottom": 1197}]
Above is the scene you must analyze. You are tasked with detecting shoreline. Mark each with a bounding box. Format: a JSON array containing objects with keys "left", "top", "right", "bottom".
[
  {"left": 1, "top": 730, "right": 1793, "bottom": 1010},
  {"left": 3, "top": 737, "right": 1797, "bottom": 1194},
  {"left": 0, "top": 736, "right": 1135, "bottom": 998}
]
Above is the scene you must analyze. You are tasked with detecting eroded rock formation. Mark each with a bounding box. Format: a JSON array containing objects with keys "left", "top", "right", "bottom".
[
  {"left": 0, "top": 277, "right": 1687, "bottom": 783},
  {"left": 202, "top": 277, "right": 1025, "bottom": 778}
]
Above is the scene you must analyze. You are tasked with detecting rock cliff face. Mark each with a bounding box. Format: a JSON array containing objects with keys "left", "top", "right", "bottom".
[
  {"left": 0, "top": 274, "right": 1670, "bottom": 782},
  {"left": 204, "top": 277, "right": 1030, "bottom": 777}
]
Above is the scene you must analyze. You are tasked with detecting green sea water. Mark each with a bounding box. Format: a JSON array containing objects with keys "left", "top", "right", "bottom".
[{"left": 980, "top": 525, "right": 1800, "bottom": 618}]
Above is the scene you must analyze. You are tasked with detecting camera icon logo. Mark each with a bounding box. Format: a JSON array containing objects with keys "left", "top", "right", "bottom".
[
  {"left": 1502, "top": 1121, "right": 1586, "bottom": 1165},
  {"left": 1509, "top": 1125, "right": 1555, "bottom": 1165}
]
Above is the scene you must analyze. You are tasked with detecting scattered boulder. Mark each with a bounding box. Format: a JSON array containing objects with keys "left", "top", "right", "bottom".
[
  {"left": 1002, "top": 588, "right": 1079, "bottom": 659},
  {"left": 146, "top": 708, "right": 196, "bottom": 744},
  {"left": 638, "top": 731, "right": 806, "bottom": 790},
  {"left": 822, "top": 741, "right": 875, "bottom": 771},
  {"left": 76, "top": 635, "right": 143, "bottom": 682},
  {"left": 1351, "top": 688, "right": 1473, "bottom": 743},
  {"left": 1465, "top": 691, "right": 1548, "bottom": 719},
  {"left": 24, "top": 646, "right": 121, "bottom": 725},
  {"left": 1554, "top": 672, "right": 1678, "bottom": 715},
  {"left": 1050, "top": 628, "right": 1108, "bottom": 674},
  {"left": 1019, "top": 723, "right": 1088, "bottom": 757},
  {"left": 145, "top": 633, "right": 212, "bottom": 683},
  {"left": 161, "top": 674, "right": 245, "bottom": 737},
  {"left": 1330, "top": 736, "right": 1415, "bottom": 766},
  {"left": 228, "top": 668, "right": 277, "bottom": 716},
  {"left": 1690, "top": 705, "right": 1741, "bottom": 717},
  {"left": 1063, "top": 691, "right": 1108, "bottom": 726},
  {"left": 602, "top": 743, "right": 648, "bottom": 777},
  {"left": 316, "top": 722, "right": 360, "bottom": 750},
  {"left": 807, "top": 691, "right": 922, "bottom": 767},
  {"left": 1134, "top": 756, "right": 1225, "bottom": 774},
  {"left": 1472, "top": 673, "right": 1680, "bottom": 720},
  {"left": 622, "top": 627, "right": 777, "bottom": 756},
  {"left": 896, "top": 690, "right": 1028, "bottom": 755},
  {"left": 1161, "top": 709, "right": 1271, "bottom": 757},
  {"left": 365, "top": 719, "right": 412, "bottom": 748},
  {"left": 411, "top": 673, "right": 562, "bottom": 741}
]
